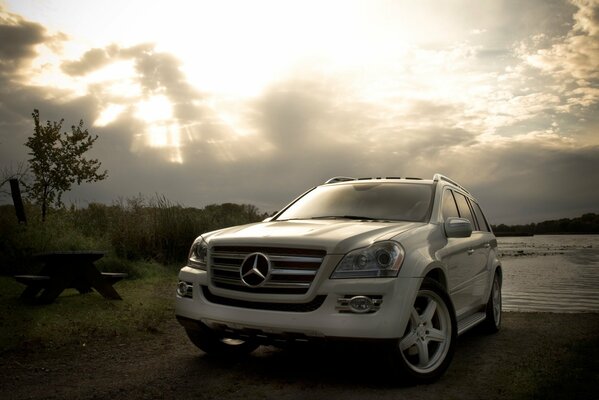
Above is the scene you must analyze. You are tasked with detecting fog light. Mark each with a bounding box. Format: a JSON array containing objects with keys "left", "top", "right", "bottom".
[
  {"left": 348, "top": 296, "right": 374, "bottom": 313},
  {"left": 177, "top": 281, "right": 192, "bottom": 298},
  {"left": 336, "top": 295, "right": 383, "bottom": 313}
]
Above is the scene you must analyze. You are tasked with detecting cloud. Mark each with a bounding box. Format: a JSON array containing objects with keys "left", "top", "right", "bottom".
[
  {"left": 0, "top": 18, "right": 43, "bottom": 58},
  {"left": 573, "top": 0, "right": 599, "bottom": 35},
  {"left": 0, "top": 9, "right": 46, "bottom": 73},
  {"left": 61, "top": 46, "right": 114, "bottom": 76},
  {"left": 1, "top": 2, "right": 599, "bottom": 225},
  {"left": 58, "top": 42, "right": 209, "bottom": 162},
  {"left": 517, "top": 0, "right": 599, "bottom": 89},
  {"left": 468, "top": 144, "right": 599, "bottom": 224}
]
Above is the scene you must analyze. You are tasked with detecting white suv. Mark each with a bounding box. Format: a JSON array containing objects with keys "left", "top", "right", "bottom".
[{"left": 176, "top": 174, "right": 502, "bottom": 383}]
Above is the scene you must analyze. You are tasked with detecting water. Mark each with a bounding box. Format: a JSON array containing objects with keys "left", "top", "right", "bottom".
[{"left": 498, "top": 235, "right": 599, "bottom": 313}]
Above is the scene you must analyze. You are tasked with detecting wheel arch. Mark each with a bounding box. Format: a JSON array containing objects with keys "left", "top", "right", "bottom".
[
  {"left": 422, "top": 263, "right": 448, "bottom": 291},
  {"left": 494, "top": 263, "right": 503, "bottom": 284}
]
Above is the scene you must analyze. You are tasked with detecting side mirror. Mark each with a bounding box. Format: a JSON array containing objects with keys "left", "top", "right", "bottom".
[{"left": 444, "top": 217, "right": 473, "bottom": 238}]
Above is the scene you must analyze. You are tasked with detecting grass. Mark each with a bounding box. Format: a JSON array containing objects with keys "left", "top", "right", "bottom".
[
  {"left": 0, "top": 196, "right": 268, "bottom": 354},
  {"left": 0, "top": 265, "right": 177, "bottom": 353}
]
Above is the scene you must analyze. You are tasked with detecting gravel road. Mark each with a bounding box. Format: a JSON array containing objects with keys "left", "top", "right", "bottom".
[{"left": 1, "top": 312, "right": 597, "bottom": 400}]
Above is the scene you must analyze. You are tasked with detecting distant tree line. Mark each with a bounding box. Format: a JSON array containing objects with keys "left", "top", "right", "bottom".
[{"left": 492, "top": 213, "right": 599, "bottom": 234}]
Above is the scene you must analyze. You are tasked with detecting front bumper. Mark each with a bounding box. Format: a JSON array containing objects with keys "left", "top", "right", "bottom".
[{"left": 175, "top": 267, "right": 421, "bottom": 340}]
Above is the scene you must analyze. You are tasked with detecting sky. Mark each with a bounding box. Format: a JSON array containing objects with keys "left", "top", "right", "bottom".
[{"left": 0, "top": 0, "right": 598, "bottom": 225}]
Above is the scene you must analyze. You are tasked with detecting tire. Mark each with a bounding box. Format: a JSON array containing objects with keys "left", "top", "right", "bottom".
[
  {"left": 481, "top": 271, "right": 502, "bottom": 333},
  {"left": 388, "top": 278, "right": 457, "bottom": 384},
  {"left": 185, "top": 325, "right": 260, "bottom": 356}
]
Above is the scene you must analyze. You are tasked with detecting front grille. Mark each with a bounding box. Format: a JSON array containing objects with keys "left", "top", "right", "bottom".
[
  {"left": 210, "top": 246, "right": 326, "bottom": 295},
  {"left": 201, "top": 286, "right": 326, "bottom": 312}
]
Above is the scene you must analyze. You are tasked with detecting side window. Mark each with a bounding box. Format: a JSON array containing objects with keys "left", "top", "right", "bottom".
[
  {"left": 453, "top": 192, "right": 476, "bottom": 228},
  {"left": 442, "top": 190, "right": 460, "bottom": 220},
  {"left": 472, "top": 201, "right": 491, "bottom": 232}
]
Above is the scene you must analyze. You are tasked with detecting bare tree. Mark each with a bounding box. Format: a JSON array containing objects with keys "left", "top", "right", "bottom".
[{"left": 0, "top": 161, "right": 28, "bottom": 197}]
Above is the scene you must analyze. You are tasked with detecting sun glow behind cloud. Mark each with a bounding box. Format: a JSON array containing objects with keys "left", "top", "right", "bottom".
[
  {"left": 15, "top": 1, "right": 503, "bottom": 142},
  {"left": 2, "top": 0, "right": 599, "bottom": 223}
]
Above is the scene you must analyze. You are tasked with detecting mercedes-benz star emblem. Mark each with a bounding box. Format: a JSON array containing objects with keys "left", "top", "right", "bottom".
[{"left": 240, "top": 253, "right": 271, "bottom": 287}]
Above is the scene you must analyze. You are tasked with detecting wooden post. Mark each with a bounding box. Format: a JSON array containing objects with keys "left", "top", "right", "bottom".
[{"left": 9, "top": 178, "right": 27, "bottom": 224}]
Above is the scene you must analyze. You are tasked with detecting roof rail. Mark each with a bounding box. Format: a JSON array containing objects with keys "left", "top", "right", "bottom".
[
  {"left": 433, "top": 173, "right": 470, "bottom": 194},
  {"left": 324, "top": 176, "right": 356, "bottom": 184}
]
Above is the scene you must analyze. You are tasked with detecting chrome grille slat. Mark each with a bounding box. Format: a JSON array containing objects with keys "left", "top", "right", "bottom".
[
  {"left": 264, "top": 255, "right": 323, "bottom": 263},
  {"left": 270, "top": 269, "right": 317, "bottom": 276},
  {"left": 213, "top": 265, "right": 240, "bottom": 272},
  {"left": 212, "top": 276, "right": 246, "bottom": 286},
  {"left": 210, "top": 246, "right": 325, "bottom": 295},
  {"left": 212, "top": 276, "right": 311, "bottom": 289},
  {"left": 212, "top": 252, "right": 323, "bottom": 264},
  {"left": 263, "top": 281, "right": 311, "bottom": 288},
  {"left": 211, "top": 252, "right": 247, "bottom": 260}
]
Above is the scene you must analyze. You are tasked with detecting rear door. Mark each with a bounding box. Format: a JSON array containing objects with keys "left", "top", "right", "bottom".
[{"left": 469, "top": 199, "right": 497, "bottom": 304}]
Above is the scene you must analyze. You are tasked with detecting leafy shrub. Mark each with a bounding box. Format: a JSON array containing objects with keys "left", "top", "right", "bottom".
[{"left": 0, "top": 196, "right": 267, "bottom": 276}]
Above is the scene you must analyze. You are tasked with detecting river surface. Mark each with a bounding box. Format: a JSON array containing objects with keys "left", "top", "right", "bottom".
[{"left": 498, "top": 235, "right": 599, "bottom": 313}]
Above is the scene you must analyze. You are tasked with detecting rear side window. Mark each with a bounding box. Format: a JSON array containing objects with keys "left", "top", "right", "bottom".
[
  {"left": 453, "top": 192, "right": 475, "bottom": 228},
  {"left": 442, "top": 190, "right": 460, "bottom": 220},
  {"left": 471, "top": 201, "right": 491, "bottom": 232}
]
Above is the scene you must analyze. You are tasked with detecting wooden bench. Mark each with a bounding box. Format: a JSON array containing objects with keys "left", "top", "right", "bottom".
[
  {"left": 14, "top": 274, "right": 50, "bottom": 286},
  {"left": 14, "top": 252, "right": 128, "bottom": 304},
  {"left": 100, "top": 272, "right": 128, "bottom": 284},
  {"left": 15, "top": 272, "right": 128, "bottom": 288}
]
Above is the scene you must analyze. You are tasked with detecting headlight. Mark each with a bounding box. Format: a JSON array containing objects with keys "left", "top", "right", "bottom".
[
  {"left": 188, "top": 239, "right": 208, "bottom": 270},
  {"left": 331, "top": 241, "right": 405, "bottom": 279}
]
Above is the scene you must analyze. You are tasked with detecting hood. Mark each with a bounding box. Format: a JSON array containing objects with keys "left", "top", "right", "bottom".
[{"left": 203, "top": 219, "right": 424, "bottom": 254}]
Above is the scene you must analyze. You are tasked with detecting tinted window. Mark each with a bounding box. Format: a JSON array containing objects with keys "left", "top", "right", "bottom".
[
  {"left": 472, "top": 201, "right": 491, "bottom": 232},
  {"left": 453, "top": 192, "right": 475, "bottom": 227},
  {"left": 442, "top": 190, "right": 460, "bottom": 220},
  {"left": 276, "top": 183, "right": 433, "bottom": 222}
]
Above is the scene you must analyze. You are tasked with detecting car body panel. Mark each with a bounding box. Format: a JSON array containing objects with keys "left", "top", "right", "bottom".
[{"left": 176, "top": 176, "right": 501, "bottom": 341}]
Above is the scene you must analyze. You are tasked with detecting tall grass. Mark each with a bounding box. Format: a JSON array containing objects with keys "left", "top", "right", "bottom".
[{"left": 0, "top": 196, "right": 266, "bottom": 276}]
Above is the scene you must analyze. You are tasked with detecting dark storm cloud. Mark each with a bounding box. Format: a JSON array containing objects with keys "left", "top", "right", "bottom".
[
  {"left": 0, "top": 10, "right": 45, "bottom": 72},
  {"left": 0, "top": 8, "right": 95, "bottom": 170},
  {"left": 468, "top": 144, "right": 599, "bottom": 224}
]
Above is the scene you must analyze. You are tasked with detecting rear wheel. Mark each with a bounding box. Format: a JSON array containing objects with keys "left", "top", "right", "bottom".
[
  {"left": 185, "top": 325, "right": 259, "bottom": 356},
  {"left": 481, "top": 271, "right": 502, "bottom": 333},
  {"left": 389, "top": 278, "right": 457, "bottom": 384}
]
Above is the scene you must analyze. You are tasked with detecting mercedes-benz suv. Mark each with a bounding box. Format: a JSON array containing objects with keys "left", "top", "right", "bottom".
[{"left": 175, "top": 174, "right": 502, "bottom": 383}]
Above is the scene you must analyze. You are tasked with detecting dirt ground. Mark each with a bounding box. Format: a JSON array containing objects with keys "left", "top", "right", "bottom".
[{"left": 1, "top": 312, "right": 598, "bottom": 400}]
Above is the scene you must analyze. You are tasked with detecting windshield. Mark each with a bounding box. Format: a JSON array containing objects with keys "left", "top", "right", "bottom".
[{"left": 276, "top": 182, "right": 433, "bottom": 222}]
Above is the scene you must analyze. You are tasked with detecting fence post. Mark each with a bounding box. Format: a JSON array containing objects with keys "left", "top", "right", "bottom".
[{"left": 9, "top": 178, "right": 27, "bottom": 224}]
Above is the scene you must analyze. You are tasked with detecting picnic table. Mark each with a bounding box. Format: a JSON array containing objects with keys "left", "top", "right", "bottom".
[{"left": 14, "top": 251, "right": 127, "bottom": 304}]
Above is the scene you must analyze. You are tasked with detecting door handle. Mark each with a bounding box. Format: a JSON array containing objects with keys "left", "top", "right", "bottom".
[
  {"left": 484, "top": 243, "right": 491, "bottom": 248},
  {"left": 467, "top": 249, "right": 474, "bottom": 255}
]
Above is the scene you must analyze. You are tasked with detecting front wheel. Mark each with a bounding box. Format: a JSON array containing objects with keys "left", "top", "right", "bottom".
[
  {"left": 388, "top": 278, "right": 457, "bottom": 384},
  {"left": 185, "top": 325, "right": 260, "bottom": 356}
]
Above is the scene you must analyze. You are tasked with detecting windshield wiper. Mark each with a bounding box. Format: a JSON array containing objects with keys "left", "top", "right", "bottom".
[
  {"left": 277, "top": 215, "right": 389, "bottom": 222},
  {"left": 309, "top": 215, "right": 380, "bottom": 221}
]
